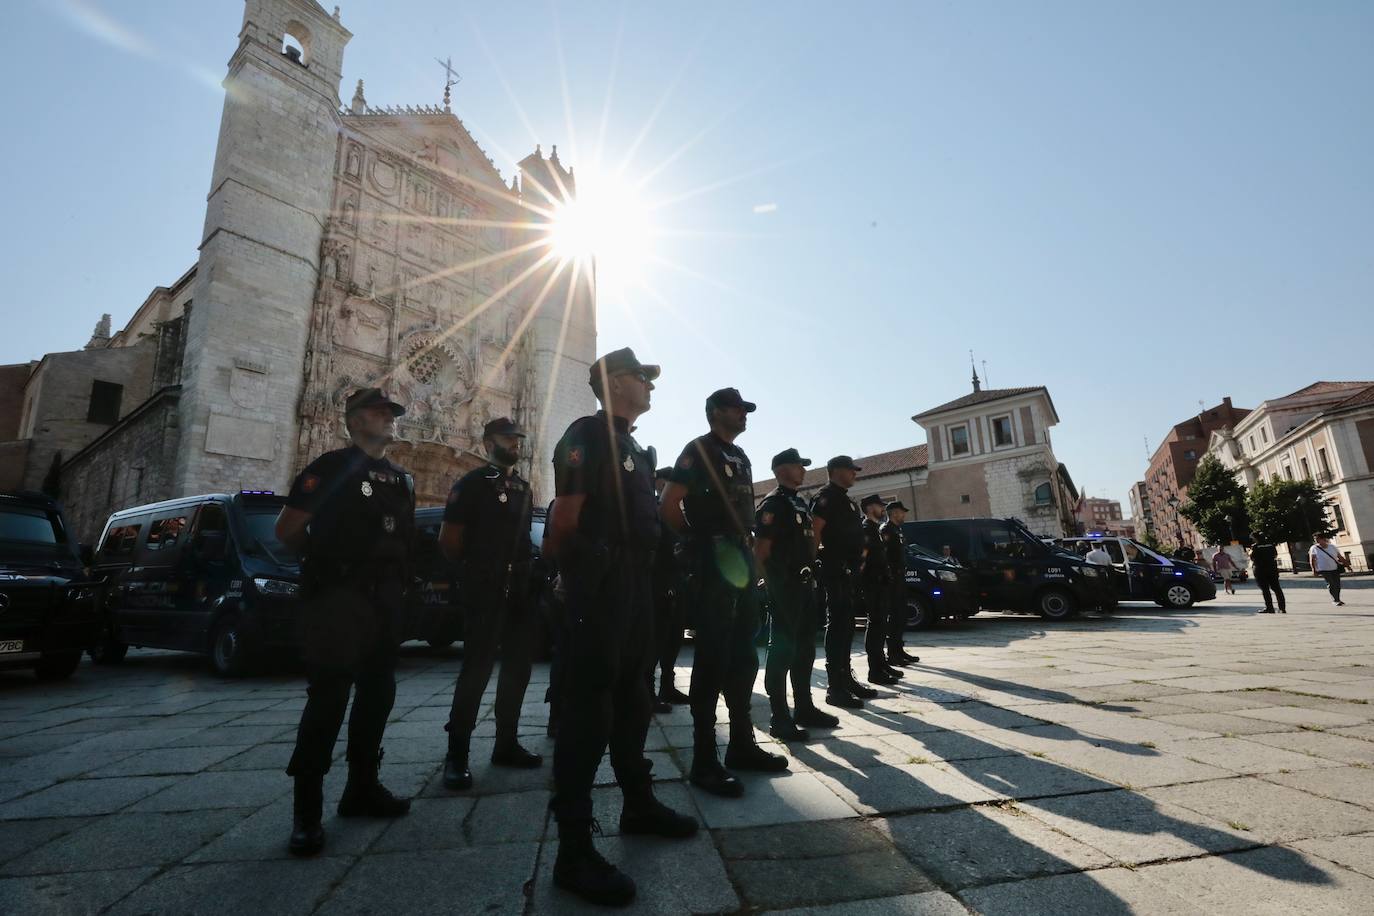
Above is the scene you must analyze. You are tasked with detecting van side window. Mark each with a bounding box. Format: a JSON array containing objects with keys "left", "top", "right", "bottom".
[
  {"left": 101, "top": 522, "right": 142, "bottom": 558},
  {"left": 194, "top": 504, "right": 229, "bottom": 538},
  {"left": 145, "top": 515, "right": 189, "bottom": 552},
  {"left": 981, "top": 524, "right": 1025, "bottom": 559},
  {"left": 1102, "top": 541, "right": 1125, "bottom": 563}
]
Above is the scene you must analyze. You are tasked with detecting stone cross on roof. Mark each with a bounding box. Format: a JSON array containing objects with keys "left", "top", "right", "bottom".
[{"left": 436, "top": 56, "right": 460, "bottom": 111}]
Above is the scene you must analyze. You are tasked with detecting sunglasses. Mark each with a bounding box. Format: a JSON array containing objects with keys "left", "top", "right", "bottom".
[{"left": 617, "top": 369, "right": 653, "bottom": 384}]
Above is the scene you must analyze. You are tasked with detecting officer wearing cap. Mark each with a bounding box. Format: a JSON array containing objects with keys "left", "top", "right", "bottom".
[
  {"left": 653, "top": 467, "right": 689, "bottom": 712},
  {"left": 881, "top": 501, "right": 920, "bottom": 665},
  {"left": 755, "top": 448, "right": 840, "bottom": 742},
  {"left": 276, "top": 388, "right": 414, "bottom": 857},
  {"left": 546, "top": 348, "right": 698, "bottom": 907},
  {"left": 662, "top": 388, "right": 788, "bottom": 799},
  {"left": 860, "top": 494, "right": 903, "bottom": 686},
  {"left": 810, "top": 456, "right": 880, "bottom": 709},
  {"left": 440, "top": 418, "right": 541, "bottom": 791}
]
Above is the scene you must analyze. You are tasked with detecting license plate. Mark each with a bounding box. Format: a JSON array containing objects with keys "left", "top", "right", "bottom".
[{"left": 0, "top": 640, "right": 26, "bottom": 654}]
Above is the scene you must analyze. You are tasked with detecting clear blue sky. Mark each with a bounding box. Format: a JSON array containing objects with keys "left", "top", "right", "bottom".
[{"left": 4, "top": 1, "right": 1371, "bottom": 509}]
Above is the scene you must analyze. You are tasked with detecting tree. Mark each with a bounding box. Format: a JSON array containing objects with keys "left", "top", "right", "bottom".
[
  {"left": 1180, "top": 454, "right": 1247, "bottom": 545},
  {"left": 1244, "top": 478, "right": 1335, "bottom": 545}
]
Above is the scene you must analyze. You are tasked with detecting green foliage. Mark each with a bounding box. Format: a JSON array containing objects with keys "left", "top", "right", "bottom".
[
  {"left": 1244, "top": 478, "right": 1335, "bottom": 544},
  {"left": 1139, "top": 529, "right": 1162, "bottom": 552},
  {"left": 1180, "top": 454, "right": 1248, "bottom": 544}
]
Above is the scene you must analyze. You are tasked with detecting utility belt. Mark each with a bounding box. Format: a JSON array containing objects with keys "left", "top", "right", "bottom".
[{"left": 304, "top": 558, "right": 407, "bottom": 597}]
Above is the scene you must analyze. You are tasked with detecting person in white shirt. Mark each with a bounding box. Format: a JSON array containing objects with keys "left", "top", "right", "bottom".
[
  {"left": 1309, "top": 533, "right": 1348, "bottom": 606},
  {"left": 1211, "top": 546, "right": 1237, "bottom": 595},
  {"left": 1084, "top": 543, "right": 1112, "bottom": 566}
]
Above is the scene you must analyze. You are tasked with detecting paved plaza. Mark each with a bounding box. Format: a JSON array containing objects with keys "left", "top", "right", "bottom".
[{"left": 2, "top": 577, "right": 1374, "bottom": 914}]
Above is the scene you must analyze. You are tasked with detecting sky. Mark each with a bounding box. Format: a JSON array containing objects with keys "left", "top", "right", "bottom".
[{"left": 3, "top": 0, "right": 1371, "bottom": 510}]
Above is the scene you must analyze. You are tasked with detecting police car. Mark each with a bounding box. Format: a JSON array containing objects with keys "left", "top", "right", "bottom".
[
  {"left": 1057, "top": 535, "right": 1217, "bottom": 609},
  {"left": 900, "top": 540, "right": 976, "bottom": 629}
]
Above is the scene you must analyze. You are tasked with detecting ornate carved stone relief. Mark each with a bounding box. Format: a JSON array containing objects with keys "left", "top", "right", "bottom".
[{"left": 332, "top": 297, "right": 390, "bottom": 358}]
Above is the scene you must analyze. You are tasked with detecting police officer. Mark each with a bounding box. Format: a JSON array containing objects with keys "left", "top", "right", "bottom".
[
  {"left": 440, "top": 418, "right": 541, "bottom": 790},
  {"left": 755, "top": 448, "right": 840, "bottom": 741},
  {"left": 653, "top": 467, "right": 690, "bottom": 713},
  {"left": 860, "top": 494, "right": 903, "bottom": 685},
  {"left": 276, "top": 388, "right": 413, "bottom": 857},
  {"left": 810, "top": 456, "right": 880, "bottom": 709},
  {"left": 661, "top": 388, "right": 788, "bottom": 799},
  {"left": 547, "top": 348, "right": 698, "bottom": 907},
  {"left": 881, "top": 500, "right": 920, "bottom": 666}
]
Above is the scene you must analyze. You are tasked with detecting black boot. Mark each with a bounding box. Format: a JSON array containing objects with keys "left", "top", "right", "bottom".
[
  {"left": 337, "top": 749, "right": 411, "bottom": 818},
  {"left": 825, "top": 688, "right": 863, "bottom": 709},
  {"left": 724, "top": 722, "right": 789, "bottom": 772},
  {"left": 688, "top": 733, "right": 743, "bottom": 798},
  {"left": 795, "top": 705, "right": 840, "bottom": 729},
  {"left": 848, "top": 677, "right": 880, "bottom": 699},
  {"left": 491, "top": 739, "right": 543, "bottom": 769},
  {"left": 620, "top": 790, "right": 699, "bottom": 838},
  {"left": 443, "top": 751, "right": 472, "bottom": 790},
  {"left": 768, "top": 712, "right": 809, "bottom": 742},
  {"left": 659, "top": 680, "right": 691, "bottom": 705},
  {"left": 867, "top": 668, "right": 900, "bottom": 685},
  {"left": 888, "top": 648, "right": 920, "bottom": 665},
  {"left": 287, "top": 774, "right": 324, "bottom": 857},
  {"left": 553, "top": 820, "right": 636, "bottom": 907}
]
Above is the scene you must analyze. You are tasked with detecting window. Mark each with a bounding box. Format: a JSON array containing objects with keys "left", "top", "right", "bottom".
[
  {"left": 1300, "top": 457, "right": 1311, "bottom": 479},
  {"left": 991, "top": 415, "right": 1014, "bottom": 447},
  {"left": 1183, "top": 449, "right": 1197, "bottom": 460},
  {"left": 1332, "top": 503, "right": 1346, "bottom": 532},
  {"left": 949, "top": 425, "right": 970, "bottom": 456},
  {"left": 144, "top": 515, "right": 189, "bottom": 552},
  {"left": 1318, "top": 448, "right": 1331, "bottom": 476},
  {"left": 100, "top": 522, "right": 141, "bottom": 558},
  {"left": 959, "top": 494, "right": 971, "bottom": 505},
  {"left": 981, "top": 523, "right": 1027, "bottom": 559},
  {"left": 1283, "top": 464, "right": 1294, "bottom": 481},
  {"left": 0, "top": 506, "right": 64, "bottom": 545},
  {"left": 1033, "top": 482, "right": 1052, "bottom": 505},
  {"left": 1249, "top": 435, "right": 1256, "bottom": 451},
  {"left": 1261, "top": 427, "right": 1268, "bottom": 443},
  {"left": 87, "top": 380, "right": 123, "bottom": 424}
]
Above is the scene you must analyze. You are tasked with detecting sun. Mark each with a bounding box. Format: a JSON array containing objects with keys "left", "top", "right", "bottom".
[{"left": 546, "top": 170, "right": 654, "bottom": 291}]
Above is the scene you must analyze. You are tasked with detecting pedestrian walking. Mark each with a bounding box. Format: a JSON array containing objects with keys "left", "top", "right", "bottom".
[
  {"left": 546, "top": 348, "right": 697, "bottom": 907},
  {"left": 1247, "top": 532, "right": 1286, "bottom": 614},
  {"left": 755, "top": 448, "right": 840, "bottom": 742},
  {"left": 1309, "top": 532, "right": 1350, "bottom": 606},
  {"left": 860, "top": 494, "right": 903, "bottom": 685},
  {"left": 811, "top": 456, "right": 880, "bottom": 709},
  {"left": 661, "top": 387, "right": 788, "bottom": 799},
  {"left": 440, "top": 418, "right": 542, "bottom": 791},
  {"left": 276, "top": 388, "right": 414, "bottom": 857},
  {"left": 880, "top": 501, "right": 919, "bottom": 665},
  {"left": 1211, "top": 545, "right": 1238, "bottom": 595}
]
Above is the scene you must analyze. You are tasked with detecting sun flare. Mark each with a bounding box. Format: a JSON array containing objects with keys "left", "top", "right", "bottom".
[{"left": 546, "top": 171, "right": 654, "bottom": 291}]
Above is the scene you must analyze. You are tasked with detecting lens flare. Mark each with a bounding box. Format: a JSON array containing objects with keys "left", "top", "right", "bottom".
[{"left": 547, "top": 172, "right": 654, "bottom": 292}]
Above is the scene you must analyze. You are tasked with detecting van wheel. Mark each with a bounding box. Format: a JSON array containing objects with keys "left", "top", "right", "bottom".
[
  {"left": 35, "top": 650, "right": 82, "bottom": 680},
  {"left": 1036, "top": 587, "right": 1078, "bottom": 620},
  {"left": 210, "top": 613, "right": 256, "bottom": 677},
  {"left": 905, "top": 595, "right": 936, "bottom": 630},
  {"left": 1161, "top": 583, "right": 1195, "bottom": 609},
  {"left": 88, "top": 617, "right": 128, "bottom": 665}
]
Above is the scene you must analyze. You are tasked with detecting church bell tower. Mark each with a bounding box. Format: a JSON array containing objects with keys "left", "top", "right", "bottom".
[{"left": 175, "top": 0, "right": 351, "bottom": 494}]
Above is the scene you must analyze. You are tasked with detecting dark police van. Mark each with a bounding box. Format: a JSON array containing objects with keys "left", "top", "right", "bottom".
[
  {"left": 905, "top": 517, "right": 1114, "bottom": 620},
  {"left": 900, "top": 539, "right": 977, "bottom": 629},
  {"left": 91, "top": 491, "right": 301, "bottom": 676},
  {"left": 410, "top": 505, "right": 551, "bottom": 651},
  {"left": 0, "top": 492, "right": 101, "bottom": 679},
  {"left": 1057, "top": 535, "right": 1217, "bottom": 609}
]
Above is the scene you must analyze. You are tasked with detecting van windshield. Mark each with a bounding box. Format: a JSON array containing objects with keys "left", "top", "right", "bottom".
[
  {"left": 241, "top": 506, "right": 299, "bottom": 566},
  {"left": 0, "top": 506, "right": 66, "bottom": 546}
]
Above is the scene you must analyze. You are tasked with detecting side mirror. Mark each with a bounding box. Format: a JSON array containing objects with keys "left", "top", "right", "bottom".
[{"left": 196, "top": 531, "right": 228, "bottom": 561}]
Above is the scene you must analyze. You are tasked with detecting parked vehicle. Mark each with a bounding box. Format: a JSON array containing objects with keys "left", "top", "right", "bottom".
[
  {"left": 904, "top": 518, "right": 1114, "bottom": 620},
  {"left": 0, "top": 491, "right": 101, "bottom": 679},
  {"left": 90, "top": 491, "right": 301, "bottom": 675},
  {"left": 1057, "top": 535, "right": 1217, "bottom": 609},
  {"left": 899, "top": 539, "right": 977, "bottom": 629}
]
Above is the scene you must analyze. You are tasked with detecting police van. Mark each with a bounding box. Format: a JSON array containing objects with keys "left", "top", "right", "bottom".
[
  {"left": 90, "top": 491, "right": 302, "bottom": 675},
  {"left": 1057, "top": 535, "right": 1217, "bottom": 609},
  {"left": 904, "top": 517, "right": 1114, "bottom": 620},
  {"left": 0, "top": 491, "right": 101, "bottom": 679},
  {"left": 900, "top": 539, "right": 977, "bottom": 629}
]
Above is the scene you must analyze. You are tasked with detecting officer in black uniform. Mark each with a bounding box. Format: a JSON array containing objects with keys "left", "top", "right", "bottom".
[
  {"left": 277, "top": 388, "right": 413, "bottom": 857},
  {"left": 810, "top": 456, "right": 880, "bottom": 709},
  {"left": 547, "top": 348, "right": 697, "bottom": 907},
  {"left": 860, "top": 494, "right": 903, "bottom": 685},
  {"left": 881, "top": 500, "right": 920, "bottom": 665},
  {"left": 652, "top": 467, "right": 689, "bottom": 712},
  {"left": 661, "top": 388, "right": 788, "bottom": 799},
  {"left": 440, "top": 417, "right": 542, "bottom": 790},
  {"left": 755, "top": 448, "right": 840, "bottom": 741}
]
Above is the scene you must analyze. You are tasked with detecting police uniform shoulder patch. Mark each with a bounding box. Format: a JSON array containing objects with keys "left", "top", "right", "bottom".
[
  {"left": 761, "top": 511, "right": 774, "bottom": 525},
  {"left": 678, "top": 454, "right": 693, "bottom": 470},
  {"left": 301, "top": 474, "right": 319, "bottom": 494},
  {"left": 567, "top": 446, "right": 583, "bottom": 467}
]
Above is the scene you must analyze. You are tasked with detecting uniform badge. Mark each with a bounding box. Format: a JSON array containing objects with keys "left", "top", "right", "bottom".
[
  {"left": 567, "top": 447, "right": 583, "bottom": 467},
  {"left": 761, "top": 511, "right": 774, "bottom": 525},
  {"left": 383, "top": 515, "right": 396, "bottom": 533},
  {"left": 724, "top": 464, "right": 734, "bottom": 478},
  {"left": 498, "top": 492, "right": 508, "bottom": 503},
  {"left": 360, "top": 481, "right": 373, "bottom": 497},
  {"left": 623, "top": 454, "right": 635, "bottom": 472},
  {"left": 301, "top": 474, "right": 319, "bottom": 494}
]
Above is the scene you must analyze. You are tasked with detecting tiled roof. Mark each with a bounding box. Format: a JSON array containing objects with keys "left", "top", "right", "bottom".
[
  {"left": 1328, "top": 384, "right": 1374, "bottom": 411},
  {"left": 1280, "top": 381, "right": 1374, "bottom": 400},
  {"left": 913, "top": 386, "right": 1048, "bottom": 421},
  {"left": 753, "top": 444, "right": 928, "bottom": 497}
]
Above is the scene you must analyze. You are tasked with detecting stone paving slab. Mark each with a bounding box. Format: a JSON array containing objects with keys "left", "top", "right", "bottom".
[
  {"left": 1132, "top": 845, "right": 1374, "bottom": 915},
  {"left": 0, "top": 866, "right": 158, "bottom": 916},
  {"left": 1145, "top": 777, "right": 1374, "bottom": 843}
]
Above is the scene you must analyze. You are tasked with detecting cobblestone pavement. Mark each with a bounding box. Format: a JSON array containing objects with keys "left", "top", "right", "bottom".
[{"left": 3, "top": 577, "right": 1373, "bottom": 914}]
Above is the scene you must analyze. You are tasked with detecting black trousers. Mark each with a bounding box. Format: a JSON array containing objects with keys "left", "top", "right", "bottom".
[
  {"left": 550, "top": 558, "right": 655, "bottom": 824},
  {"left": 1320, "top": 570, "right": 1343, "bottom": 602},
  {"left": 821, "top": 575, "right": 857, "bottom": 685},
  {"left": 687, "top": 545, "right": 761, "bottom": 745},
  {"left": 886, "top": 582, "right": 908, "bottom": 653},
  {"left": 446, "top": 579, "right": 532, "bottom": 752},
  {"left": 763, "top": 576, "right": 818, "bottom": 717},
  {"left": 1255, "top": 571, "right": 1286, "bottom": 611},
  {"left": 653, "top": 566, "right": 686, "bottom": 690},
  {"left": 287, "top": 634, "right": 397, "bottom": 777}
]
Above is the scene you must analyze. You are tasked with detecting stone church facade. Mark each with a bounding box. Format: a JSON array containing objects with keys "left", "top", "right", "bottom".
[{"left": 9, "top": 0, "right": 595, "bottom": 536}]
